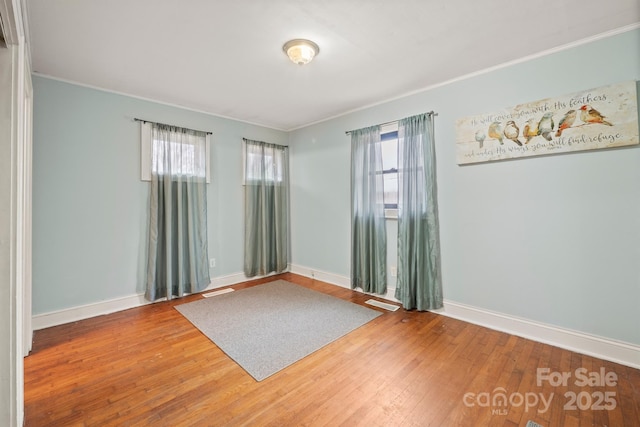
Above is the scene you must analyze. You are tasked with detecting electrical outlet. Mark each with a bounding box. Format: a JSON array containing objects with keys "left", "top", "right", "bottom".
[
  {"left": 209, "top": 258, "right": 216, "bottom": 268},
  {"left": 390, "top": 266, "right": 397, "bottom": 277}
]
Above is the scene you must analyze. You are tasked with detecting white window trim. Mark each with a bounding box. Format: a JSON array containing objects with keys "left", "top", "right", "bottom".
[
  {"left": 140, "top": 122, "right": 211, "bottom": 183},
  {"left": 140, "top": 122, "right": 152, "bottom": 181},
  {"left": 380, "top": 122, "right": 398, "bottom": 135},
  {"left": 241, "top": 139, "right": 247, "bottom": 185}
]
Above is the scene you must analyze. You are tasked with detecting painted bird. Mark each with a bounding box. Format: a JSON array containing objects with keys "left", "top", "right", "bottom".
[
  {"left": 555, "top": 109, "right": 577, "bottom": 137},
  {"left": 579, "top": 104, "right": 613, "bottom": 126},
  {"left": 488, "top": 121, "right": 504, "bottom": 145},
  {"left": 522, "top": 118, "right": 539, "bottom": 144},
  {"left": 503, "top": 120, "right": 523, "bottom": 146},
  {"left": 475, "top": 130, "right": 486, "bottom": 149},
  {"left": 537, "top": 112, "right": 555, "bottom": 141}
]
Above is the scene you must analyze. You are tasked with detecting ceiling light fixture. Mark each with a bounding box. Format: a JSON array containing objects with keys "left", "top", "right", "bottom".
[{"left": 282, "top": 39, "right": 319, "bottom": 65}]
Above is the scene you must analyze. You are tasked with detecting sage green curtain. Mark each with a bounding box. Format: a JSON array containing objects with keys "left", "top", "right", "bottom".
[
  {"left": 395, "top": 113, "right": 443, "bottom": 310},
  {"left": 351, "top": 126, "right": 387, "bottom": 294},
  {"left": 244, "top": 139, "right": 289, "bottom": 277},
  {"left": 146, "top": 124, "right": 210, "bottom": 302}
]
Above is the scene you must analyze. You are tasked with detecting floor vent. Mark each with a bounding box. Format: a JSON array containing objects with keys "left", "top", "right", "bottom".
[
  {"left": 526, "top": 421, "right": 544, "bottom": 427},
  {"left": 202, "top": 288, "right": 235, "bottom": 298},
  {"left": 365, "top": 299, "right": 400, "bottom": 311}
]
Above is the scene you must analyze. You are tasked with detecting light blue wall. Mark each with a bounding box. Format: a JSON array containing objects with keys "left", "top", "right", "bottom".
[
  {"left": 289, "top": 29, "right": 640, "bottom": 345},
  {"left": 32, "top": 76, "right": 287, "bottom": 314},
  {"left": 33, "top": 30, "right": 640, "bottom": 346}
]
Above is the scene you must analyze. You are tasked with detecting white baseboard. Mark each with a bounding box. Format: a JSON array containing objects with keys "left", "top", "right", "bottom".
[
  {"left": 207, "top": 271, "right": 249, "bottom": 289},
  {"left": 32, "top": 270, "right": 265, "bottom": 331},
  {"left": 289, "top": 263, "right": 400, "bottom": 302},
  {"left": 32, "top": 293, "right": 149, "bottom": 331},
  {"left": 32, "top": 266, "right": 640, "bottom": 369},
  {"left": 289, "top": 263, "right": 639, "bottom": 368},
  {"left": 437, "top": 300, "right": 640, "bottom": 369},
  {"left": 289, "top": 263, "right": 350, "bottom": 288}
]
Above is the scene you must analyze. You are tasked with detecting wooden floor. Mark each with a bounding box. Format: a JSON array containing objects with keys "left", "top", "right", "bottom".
[{"left": 25, "top": 273, "right": 640, "bottom": 426}]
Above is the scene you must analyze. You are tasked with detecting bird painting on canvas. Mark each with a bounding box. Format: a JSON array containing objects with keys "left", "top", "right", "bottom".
[
  {"left": 555, "top": 109, "right": 577, "bottom": 137},
  {"left": 537, "top": 112, "right": 555, "bottom": 141},
  {"left": 579, "top": 104, "right": 613, "bottom": 126},
  {"left": 488, "top": 121, "right": 504, "bottom": 145},
  {"left": 503, "top": 121, "right": 523, "bottom": 146},
  {"left": 475, "top": 130, "right": 486, "bottom": 148},
  {"left": 522, "top": 118, "right": 539, "bottom": 144}
]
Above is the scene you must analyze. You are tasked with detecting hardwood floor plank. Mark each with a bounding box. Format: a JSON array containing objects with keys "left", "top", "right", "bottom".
[{"left": 24, "top": 273, "right": 640, "bottom": 426}]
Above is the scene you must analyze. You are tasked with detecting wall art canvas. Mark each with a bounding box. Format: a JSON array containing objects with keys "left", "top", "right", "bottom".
[{"left": 455, "top": 81, "right": 639, "bottom": 165}]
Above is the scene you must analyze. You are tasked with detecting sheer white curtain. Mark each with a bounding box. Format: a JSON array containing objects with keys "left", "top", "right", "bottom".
[
  {"left": 145, "top": 123, "right": 210, "bottom": 301},
  {"left": 243, "top": 139, "right": 290, "bottom": 277}
]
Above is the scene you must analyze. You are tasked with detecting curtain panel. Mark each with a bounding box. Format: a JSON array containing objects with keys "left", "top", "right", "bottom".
[
  {"left": 351, "top": 126, "right": 387, "bottom": 294},
  {"left": 243, "top": 139, "right": 290, "bottom": 277},
  {"left": 145, "top": 123, "right": 210, "bottom": 301},
  {"left": 395, "top": 113, "right": 443, "bottom": 310}
]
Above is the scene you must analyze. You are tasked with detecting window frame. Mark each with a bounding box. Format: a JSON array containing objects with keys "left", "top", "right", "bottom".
[
  {"left": 380, "top": 123, "right": 399, "bottom": 219},
  {"left": 140, "top": 122, "right": 211, "bottom": 183},
  {"left": 242, "top": 139, "right": 287, "bottom": 185}
]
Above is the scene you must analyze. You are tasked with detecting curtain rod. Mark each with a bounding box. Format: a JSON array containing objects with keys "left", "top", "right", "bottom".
[
  {"left": 344, "top": 111, "right": 437, "bottom": 135},
  {"left": 242, "top": 137, "right": 289, "bottom": 147},
  {"left": 134, "top": 118, "right": 212, "bottom": 135}
]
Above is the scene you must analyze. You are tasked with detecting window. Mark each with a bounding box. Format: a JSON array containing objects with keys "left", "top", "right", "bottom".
[
  {"left": 242, "top": 139, "right": 287, "bottom": 184},
  {"left": 140, "top": 121, "right": 211, "bottom": 183},
  {"left": 380, "top": 124, "right": 399, "bottom": 216},
  {"left": 152, "top": 139, "right": 204, "bottom": 177},
  {"left": 242, "top": 138, "right": 290, "bottom": 277},
  {"left": 143, "top": 121, "right": 211, "bottom": 301}
]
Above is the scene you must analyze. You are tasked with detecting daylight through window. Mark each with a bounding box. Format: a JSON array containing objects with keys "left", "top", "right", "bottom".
[
  {"left": 140, "top": 121, "right": 211, "bottom": 183},
  {"left": 152, "top": 140, "right": 205, "bottom": 177},
  {"left": 381, "top": 127, "right": 398, "bottom": 210}
]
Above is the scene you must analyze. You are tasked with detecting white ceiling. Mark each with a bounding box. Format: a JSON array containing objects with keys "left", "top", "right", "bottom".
[{"left": 26, "top": 0, "right": 640, "bottom": 131}]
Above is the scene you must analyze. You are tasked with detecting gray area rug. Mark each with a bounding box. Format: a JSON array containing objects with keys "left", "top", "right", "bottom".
[{"left": 175, "top": 280, "right": 382, "bottom": 381}]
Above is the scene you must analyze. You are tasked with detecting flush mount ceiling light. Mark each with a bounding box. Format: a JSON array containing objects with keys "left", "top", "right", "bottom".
[{"left": 282, "top": 39, "right": 319, "bottom": 65}]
